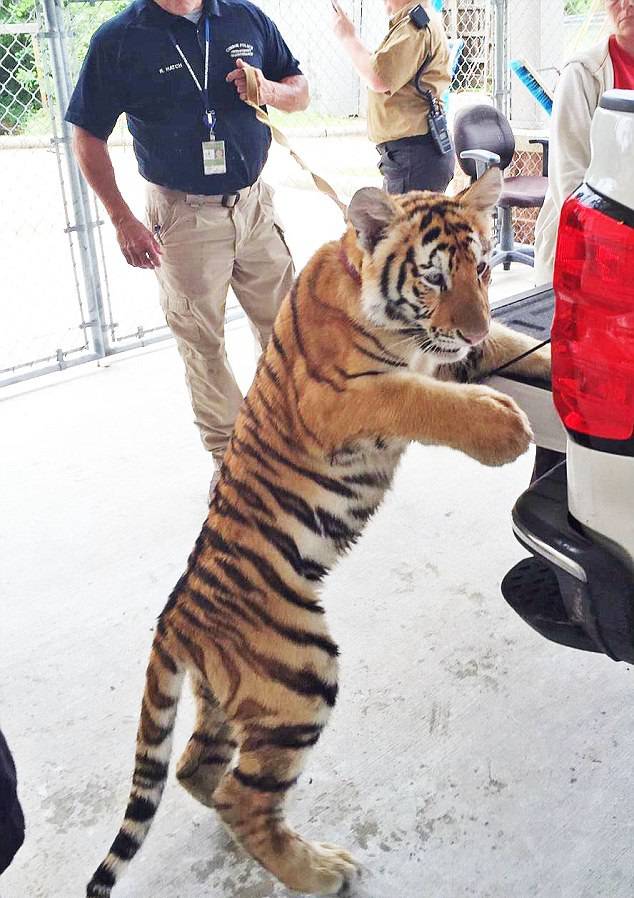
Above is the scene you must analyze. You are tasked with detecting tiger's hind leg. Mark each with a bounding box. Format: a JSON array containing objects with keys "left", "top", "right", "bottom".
[
  {"left": 176, "top": 675, "right": 236, "bottom": 807},
  {"left": 212, "top": 713, "right": 360, "bottom": 896}
]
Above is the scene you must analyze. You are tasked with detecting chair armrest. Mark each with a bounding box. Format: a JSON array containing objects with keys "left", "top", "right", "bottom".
[
  {"left": 529, "top": 137, "right": 549, "bottom": 176},
  {"left": 460, "top": 149, "right": 501, "bottom": 180}
]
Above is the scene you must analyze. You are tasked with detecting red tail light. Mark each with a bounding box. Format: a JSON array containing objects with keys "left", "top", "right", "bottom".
[{"left": 552, "top": 191, "right": 634, "bottom": 441}]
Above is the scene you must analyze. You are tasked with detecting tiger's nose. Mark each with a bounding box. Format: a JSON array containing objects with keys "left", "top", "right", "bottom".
[{"left": 457, "top": 327, "right": 489, "bottom": 346}]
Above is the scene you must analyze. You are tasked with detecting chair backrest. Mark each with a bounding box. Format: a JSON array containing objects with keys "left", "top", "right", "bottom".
[{"left": 453, "top": 105, "right": 516, "bottom": 179}]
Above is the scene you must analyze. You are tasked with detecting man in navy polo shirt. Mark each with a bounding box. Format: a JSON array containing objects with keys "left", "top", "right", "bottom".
[{"left": 66, "top": 0, "right": 308, "bottom": 497}]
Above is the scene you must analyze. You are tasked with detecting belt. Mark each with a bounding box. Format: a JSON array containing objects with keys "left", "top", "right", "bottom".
[
  {"left": 377, "top": 133, "right": 433, "bottom": 154},
  {"left": 150, "top": 182, "right": 255, "bottom": 207},
  {"left": 185, "top": 190, "right": 245, "bottom": 207}
]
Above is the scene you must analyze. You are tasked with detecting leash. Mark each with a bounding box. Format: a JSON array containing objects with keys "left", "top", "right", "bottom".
[
  {"left": 486, "top": 338, "right": 551, "bottom": 378},
  {"left": 241, "top": 62, "right": 349, "bottom": 220}
]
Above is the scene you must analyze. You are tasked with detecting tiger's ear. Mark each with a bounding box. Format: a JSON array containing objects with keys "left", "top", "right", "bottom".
[
  {"left": 458, "top": 167, "right": 503, "bottom": 215},
  {"left": 348, "top": 187, "right": 401, "bottom": 252}
]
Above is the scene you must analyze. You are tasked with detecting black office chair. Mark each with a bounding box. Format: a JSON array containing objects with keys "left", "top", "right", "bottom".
[{"left": 453, "top": 104, "right": 548, "bottom": 270}]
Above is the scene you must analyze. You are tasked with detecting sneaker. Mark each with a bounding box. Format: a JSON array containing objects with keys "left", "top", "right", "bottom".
[{"left": 208, "top": 469, "right": 221, "bottom": 506}]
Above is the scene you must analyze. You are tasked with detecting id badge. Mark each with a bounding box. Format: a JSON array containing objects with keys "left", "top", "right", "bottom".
[{"left": 202, "top": 140, "right": 227, "bottom": 176}]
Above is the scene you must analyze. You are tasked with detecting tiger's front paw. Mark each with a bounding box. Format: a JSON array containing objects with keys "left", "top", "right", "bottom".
[{"left": 461, "top": 385, "right": 533, "bottom": 466}]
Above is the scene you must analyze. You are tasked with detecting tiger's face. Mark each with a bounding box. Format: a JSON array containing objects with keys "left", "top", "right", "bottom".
[{"left": 348, "top": 168, "right": 503, "bottom": 365}]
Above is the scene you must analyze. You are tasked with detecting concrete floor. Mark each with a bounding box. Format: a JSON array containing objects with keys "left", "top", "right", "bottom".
[{"left": 3, "top": 314, "right": 634, "bottom": 898}]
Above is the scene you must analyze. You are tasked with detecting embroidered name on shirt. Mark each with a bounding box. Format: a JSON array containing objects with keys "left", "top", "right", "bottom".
[
  {"left": 159, "top": 62, "right": 184, "bottom": 74},
  {"left": 226, "top": 42, "right": 254, "bottom": 59}
]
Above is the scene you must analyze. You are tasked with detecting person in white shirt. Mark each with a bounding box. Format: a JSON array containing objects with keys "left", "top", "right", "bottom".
[{"left": 535, "top": 0, "right": 634, "bottom": 284}]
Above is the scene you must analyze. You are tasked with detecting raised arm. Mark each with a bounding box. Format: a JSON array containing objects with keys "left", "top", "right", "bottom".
[
  {"left": 267, "top": 73, "right": 309, "bottom": 113},
  {"left": 331, "top": 1, "right": 389, "bottom": 93},
  {"left": 226, "top": 61, "right": 309, "bottom": 112}
]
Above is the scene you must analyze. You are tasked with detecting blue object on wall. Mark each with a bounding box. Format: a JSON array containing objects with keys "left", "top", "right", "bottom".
[
  {"left": 510, "top": 59, "right": 554, "bottom": 115},
  {"left": 432, "top": 0, "right": 443, "bottom": 9},
  {"left": 448, "top": 37, "right": 464, "bottom": 79}
]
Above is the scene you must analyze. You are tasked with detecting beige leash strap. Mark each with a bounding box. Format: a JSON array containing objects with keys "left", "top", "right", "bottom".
[{"left": 241, "top": 62, "right": 349, "bottom": 220}]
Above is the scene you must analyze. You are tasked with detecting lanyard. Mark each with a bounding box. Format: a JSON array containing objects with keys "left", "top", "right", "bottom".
[{"left": 168, "top": 17, "right": 216, "bottom": 136}]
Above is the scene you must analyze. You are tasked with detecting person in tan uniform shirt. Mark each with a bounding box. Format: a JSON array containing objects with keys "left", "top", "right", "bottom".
[{"left": 333, "top": 0, "right": 455, "bottom": 194}]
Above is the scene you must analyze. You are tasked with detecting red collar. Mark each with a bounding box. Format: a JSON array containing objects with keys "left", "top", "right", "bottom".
[{"left": 339, "top": 245, "right": 362, "bottom": 286}]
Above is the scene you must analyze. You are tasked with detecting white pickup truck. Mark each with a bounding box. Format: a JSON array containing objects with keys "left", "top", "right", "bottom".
[{"left": 493, "top": 90, "right": 634, "bottom": 663}]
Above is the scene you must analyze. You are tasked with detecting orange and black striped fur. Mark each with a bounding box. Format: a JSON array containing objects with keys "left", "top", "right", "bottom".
[{"left": 87, "top": 169, "right": 550, "bottom": 897}]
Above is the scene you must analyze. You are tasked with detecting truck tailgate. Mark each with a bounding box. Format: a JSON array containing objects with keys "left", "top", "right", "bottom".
[{"left": 490, "top": 285, "right": 566, "bottom": 453}]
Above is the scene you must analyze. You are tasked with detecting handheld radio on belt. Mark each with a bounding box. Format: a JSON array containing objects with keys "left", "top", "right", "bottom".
[
  {"left": 419, "top": 85, "right": 453, "bottom": 156},
  {"left": 409, "top": 4, "right": 453, "bottom": 156}
]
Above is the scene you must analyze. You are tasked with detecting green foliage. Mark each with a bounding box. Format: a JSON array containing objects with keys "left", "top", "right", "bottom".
[
  {"left": 0, "top": 0, "right": 39, "bottom": 134},
  {"left": 68, "top": 0, "right": 129, "bottom": 77},
  {"left": 0, "top": 0, "right": 129, "bottom": 135},
  {"left": 564, "top": 0, "right": 595, "bottom": 15},
  {"left": 1, "top": 0, "right": 35, "bottom": 20}
]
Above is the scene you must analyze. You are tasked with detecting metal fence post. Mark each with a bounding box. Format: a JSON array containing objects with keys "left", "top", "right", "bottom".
[
  {"left": 493, "top": 0, "right": 509, "bottom": 116},
  {"left": 41, "top": 0, "right": 107, "bottom": 359}
]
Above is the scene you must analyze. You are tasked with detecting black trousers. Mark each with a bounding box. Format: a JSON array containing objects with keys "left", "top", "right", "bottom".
[
  {"left": 0, "top": 729, "right": 25, "bottom": 874},
  {"left": 377, "top": 134, "right": 456, "bottom": 195}
]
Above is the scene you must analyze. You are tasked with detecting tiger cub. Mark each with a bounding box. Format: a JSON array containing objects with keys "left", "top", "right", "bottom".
[{"left": 87, "top": 168, "right": 550, "bottom": 897}]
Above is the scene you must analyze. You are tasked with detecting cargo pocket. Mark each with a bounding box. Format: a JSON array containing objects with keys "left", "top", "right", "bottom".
[{"left": 160, "top": 292, "right": 202, "bottom": 346}]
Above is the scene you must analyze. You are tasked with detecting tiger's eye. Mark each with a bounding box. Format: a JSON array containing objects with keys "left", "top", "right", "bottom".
[{"left": 423, "top": 271, "right": 445, "bottom": 289}]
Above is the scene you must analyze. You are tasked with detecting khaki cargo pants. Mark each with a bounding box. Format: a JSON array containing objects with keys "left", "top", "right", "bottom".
[{"left": 146, "top": 179, "right": 295, "bottom": 465}]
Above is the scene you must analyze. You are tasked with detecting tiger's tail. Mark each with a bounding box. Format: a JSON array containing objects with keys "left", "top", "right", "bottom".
[{"left": 86, "top": 637, "right": 185, "bottom": 897}]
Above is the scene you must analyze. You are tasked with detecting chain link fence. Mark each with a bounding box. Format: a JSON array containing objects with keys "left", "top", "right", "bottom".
[
  {"left": 0, "top": 0, "right": 605, "bottom": 386},
  {"left": 1, "top": 2, "right": 41, "bottom": 133},
  {"left": 1, "top": 0, "right": 93, "bottom": 382}
]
